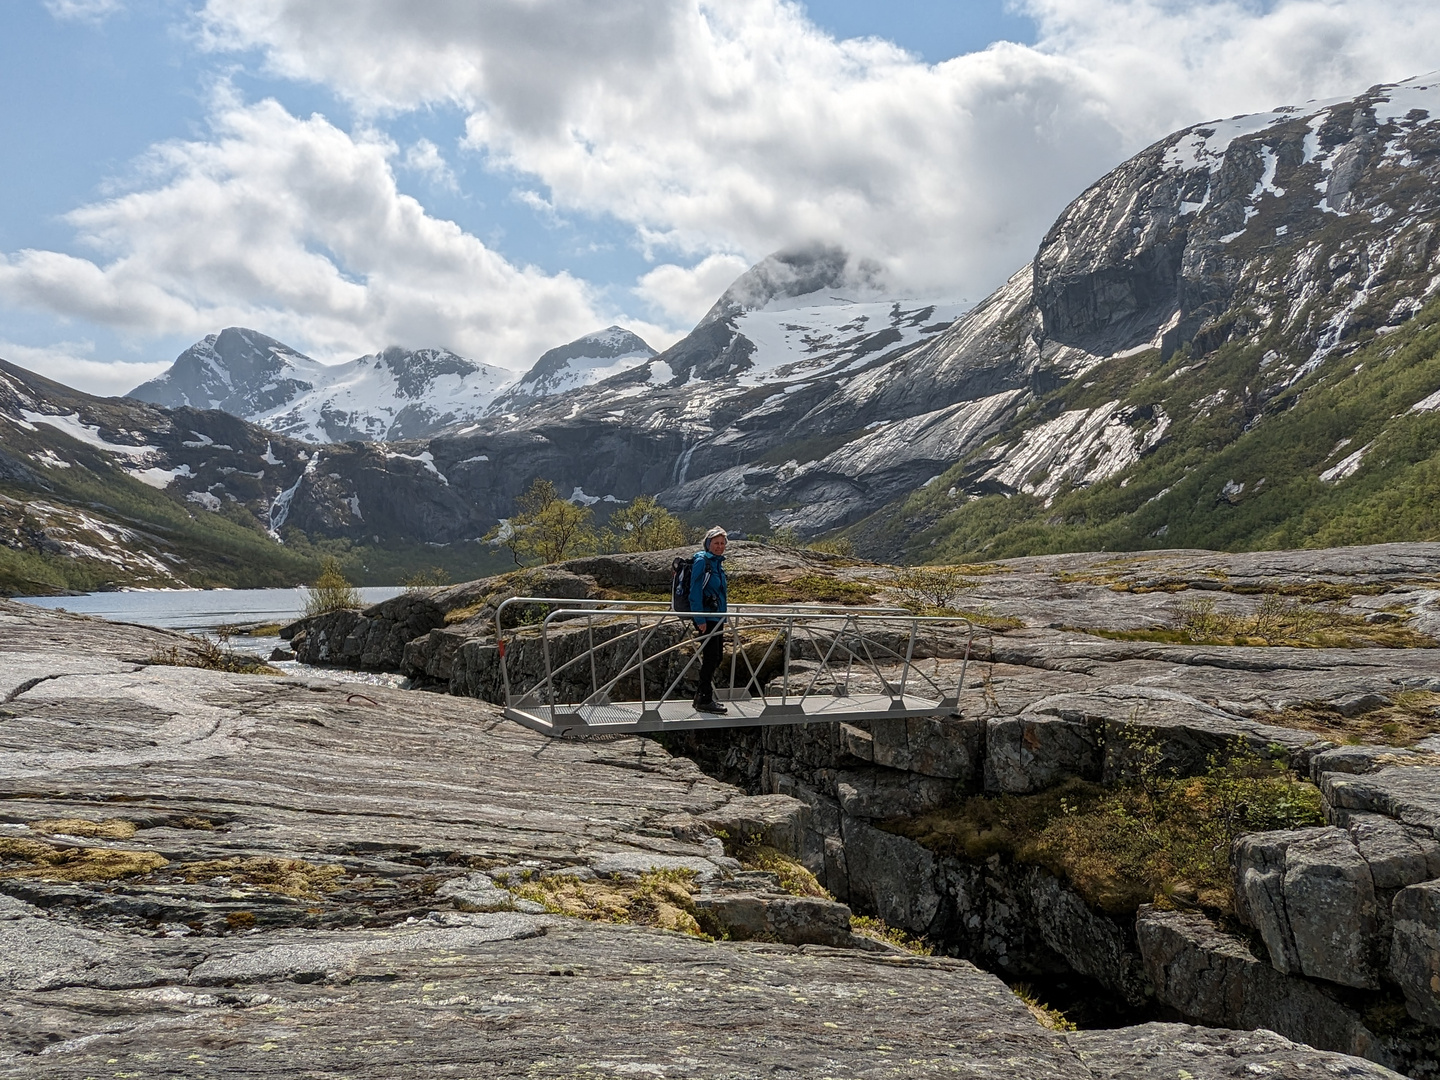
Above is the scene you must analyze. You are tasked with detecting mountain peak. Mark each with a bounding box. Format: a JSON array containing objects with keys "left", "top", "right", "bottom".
[
  {"left": 131, "top": 330, "right": 513, "bottom": 442},
  {"left": 698, "top": 244, "right": 885, "bottom": 327},
  {"left": 489, "top": 327, "right": 656, "bottom": 412}
]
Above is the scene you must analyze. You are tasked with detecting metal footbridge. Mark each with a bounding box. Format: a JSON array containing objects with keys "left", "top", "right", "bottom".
[{"left": 495, "top": 597, "right": 975, "bottom": 737}]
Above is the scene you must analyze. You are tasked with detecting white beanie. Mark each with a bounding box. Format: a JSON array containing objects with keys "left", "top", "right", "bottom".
[{"left": 704, "top": 525, "right": 728, "bottom": 548}]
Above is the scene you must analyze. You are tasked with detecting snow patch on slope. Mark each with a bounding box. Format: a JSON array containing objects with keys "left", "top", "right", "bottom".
[{"left": 984, "top": 402, "right": 1170, "bottom": 505}]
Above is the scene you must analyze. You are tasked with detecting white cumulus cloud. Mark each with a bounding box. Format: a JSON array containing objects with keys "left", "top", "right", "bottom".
[
  {"left": 635, "top": 254, "right": 751, "bottom": 325},
  {"left": 0, "top": 97, "right": 611, "bottom": 371},
  {"left": 200, "top": 0, "right": 1440, "bottom": 303},
  {"left": 403, "top": 137, "right": 458, "bottom": 190},
  {"left": 44, "top": 0, "right": 124, "bottom": 23},
  {"left": 8, "top": 0, "right": 1440, "bottom": 385},
  {"left": 0, "top": 340, "right": 170, "bottom": 398}
]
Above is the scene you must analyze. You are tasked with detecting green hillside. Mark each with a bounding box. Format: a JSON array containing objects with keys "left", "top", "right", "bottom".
[{"left": 857, "top": 296, "right": 1440, "bottom": 563}]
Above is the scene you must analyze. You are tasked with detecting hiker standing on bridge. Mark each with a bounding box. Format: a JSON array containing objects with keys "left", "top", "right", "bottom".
[{"left": 690, "top": 526, "right": 729, "bottom": 715}]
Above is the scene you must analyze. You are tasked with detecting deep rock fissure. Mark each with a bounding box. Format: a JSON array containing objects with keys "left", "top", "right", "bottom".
[
  {"left": 660, "top": 724, "right": 1159, "bottom": 1027},
  {"left": 272, "top": 545, "right": 1440, "bottom": 1076}
]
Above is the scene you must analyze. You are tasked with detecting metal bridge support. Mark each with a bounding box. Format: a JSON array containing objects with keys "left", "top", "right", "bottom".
[{"left": 494, "top": 598, "right": 975, "bottom": 737}]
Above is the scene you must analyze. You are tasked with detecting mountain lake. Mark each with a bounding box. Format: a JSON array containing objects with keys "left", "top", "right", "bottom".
[{"left": 14, "top": 587, "right": 407, "bottom": 684}]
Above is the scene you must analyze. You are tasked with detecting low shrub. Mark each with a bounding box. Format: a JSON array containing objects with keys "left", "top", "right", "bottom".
[
  {"left": 148, "top": 639, "right": 280, "bottom": 675},
  {"left": 888, "top": 566, "right": 979, "bottom": 613},
  {"left": 303, "top": 556, "right": 362, "bottom": 616}
]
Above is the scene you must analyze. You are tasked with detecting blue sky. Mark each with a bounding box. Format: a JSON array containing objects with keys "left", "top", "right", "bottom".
[{"left": 0, "top": 0, "right": 1434, "bottom": 393}]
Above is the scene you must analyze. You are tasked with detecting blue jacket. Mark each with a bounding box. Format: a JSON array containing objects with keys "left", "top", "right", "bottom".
[{"left": 689, "top": 548, "right": 727, "bottom": 623}]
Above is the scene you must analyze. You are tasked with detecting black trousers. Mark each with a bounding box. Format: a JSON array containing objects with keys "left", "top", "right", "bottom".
[{"left": 695, "top": 621, "right": 724, "bottom": 703}]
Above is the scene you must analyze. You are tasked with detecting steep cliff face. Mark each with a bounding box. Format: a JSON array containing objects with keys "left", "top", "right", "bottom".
[{"left": 1031, "top": 75, "right": 1440, "bottom": 375}]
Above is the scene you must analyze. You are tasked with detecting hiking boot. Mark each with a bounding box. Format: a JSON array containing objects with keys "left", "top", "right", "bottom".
[{"left": 694, "top": 698, "right": 728, "bottom": 715}]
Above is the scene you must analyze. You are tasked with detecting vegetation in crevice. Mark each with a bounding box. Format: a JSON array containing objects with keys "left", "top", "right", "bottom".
[
  {"left": 1082, "top": 594, "right": 1436, "bottom": 649},
  {"left": 1010, "top": 983, "right": 1079, "bottom": 1032},
  {"left": 727, "top": 840, "right": 831, "bottom": 899},
  {"left": 883, "top": 737, "right": 1323, "bottom": 917},
  {"left": 0, "top": 837, "right": 168, "bottom": 882},
  {"left": 850, "top": 914, "right": 933, "bottom": 955},
  {"left": 147, "top": 638, "right": 280, "bottom": 675},
  {"left": 1257, "top": 690, "right": 1440, "bottom": 746},
  {"left": 178, "top": 857, "right": 349, "bottom": 900},
  {"left": 727, "top": 572, "right": 876, "bottom": 606}
]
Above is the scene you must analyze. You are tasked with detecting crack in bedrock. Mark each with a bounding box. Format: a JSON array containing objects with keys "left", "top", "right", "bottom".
[{"left": 663, "top": 722, "right": 1166, "bottom": 1028}]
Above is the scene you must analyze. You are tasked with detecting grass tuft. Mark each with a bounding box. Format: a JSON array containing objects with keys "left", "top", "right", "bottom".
[
  {"left": 180, "top": 857, "right": 347, "bottom": 899},
  {"left": 502, "top": 869, "right": 708, "bottom": 938},
  {"left": 850, "top": 914, "right": 932, "bottom": 955},
  {"left": 0, "top": 837, "right": 167, "bottom": 881},
  {"left": 1011, "top": 983, "right": 1078, "bottom": 1031}
]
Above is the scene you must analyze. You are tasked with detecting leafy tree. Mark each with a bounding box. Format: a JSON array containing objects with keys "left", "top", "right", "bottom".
[
  {"left": 484, "top": 479, "right": 596, "bottom": 565},
  {"left": 606, "top": 495, "right": 690, "bottom": 552}
]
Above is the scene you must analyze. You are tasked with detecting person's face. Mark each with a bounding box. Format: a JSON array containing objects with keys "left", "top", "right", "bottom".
[{"left": 710, "top": 534, "right": 727, "bottom": 554}]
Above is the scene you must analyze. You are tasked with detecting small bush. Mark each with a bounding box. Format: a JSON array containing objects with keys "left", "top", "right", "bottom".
[
  {"left": 148, "top": 638, "right": 280, "bottom": 675},
  {"left": 805, "top": 536, "right": 855, "bottom": 557},
  {"left": 304, "top": 556, "right": 362, "bottom": 616},
  {"left": 889, "top": 566, "right": 979, "bottom": 613},
  {"left": 606, "top": 495, "right": 691, "bottom": 553},
  {"left": 402, "top": 567, "right": 451, "bottom": 591}
]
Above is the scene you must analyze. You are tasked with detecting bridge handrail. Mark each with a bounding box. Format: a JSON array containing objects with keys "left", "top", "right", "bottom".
[{"left": 493, "top": 596, "right": 978, "bottom": 725}]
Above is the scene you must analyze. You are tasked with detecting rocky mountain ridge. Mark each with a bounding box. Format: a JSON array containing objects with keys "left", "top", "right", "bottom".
[
  {"left": 130, "top": 324, "right": 660, "bottom": 444},
  {"left": 0, "top": 358, "right": 513, "bottom": 594}
]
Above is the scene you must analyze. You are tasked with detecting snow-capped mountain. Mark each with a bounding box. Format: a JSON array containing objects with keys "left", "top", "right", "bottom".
[
  {"left": 129, "top": 328, "right": 318, "bottom": 417},
  {"left": 255, "top": 346, "right": 511, "bottom": 443},
  {"left": 17, "top": 71, "right": 1440, "bottom": 579},
  {"left": 130, "top": 330, "right": 514, "bottom": 443},
  {"left": 488, "top": 327, "right": 655, "bottom": 414},
  {"left": 441, "top": 243, "right": 971, "bottom": 531}
]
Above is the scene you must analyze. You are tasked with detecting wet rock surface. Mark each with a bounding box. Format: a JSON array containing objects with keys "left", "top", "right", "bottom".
[{"left": 5, "top": 600, "right": 1405, "bottom": 1077}]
